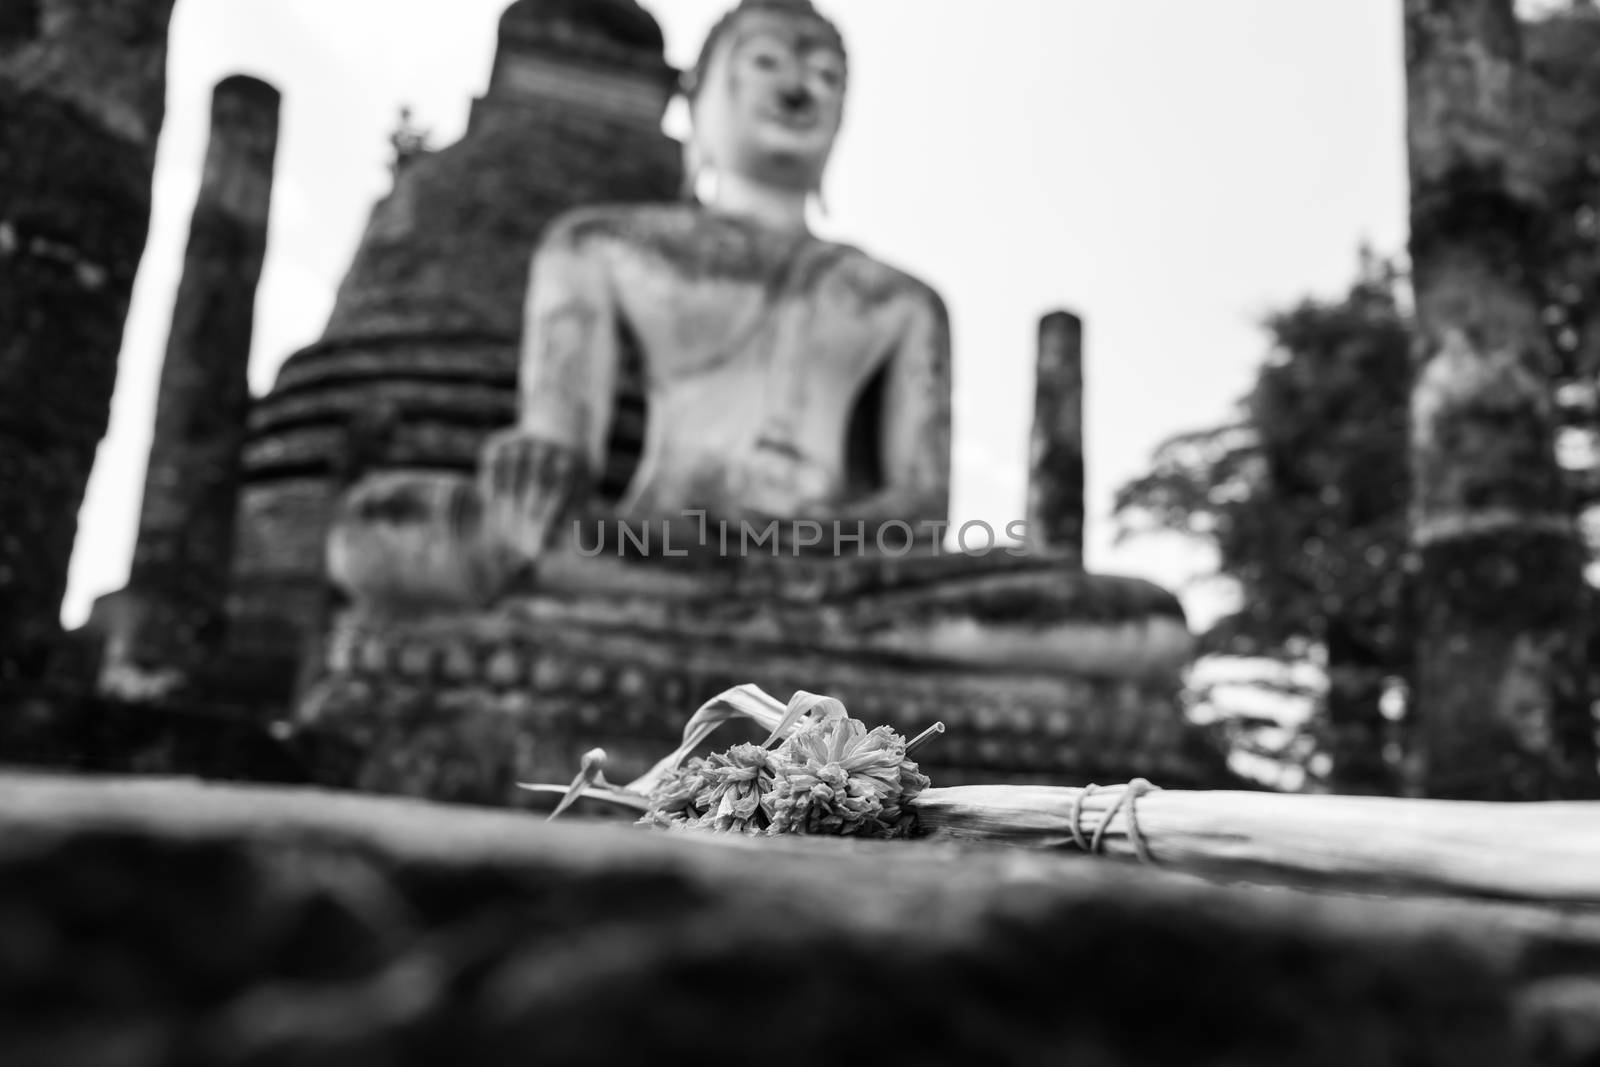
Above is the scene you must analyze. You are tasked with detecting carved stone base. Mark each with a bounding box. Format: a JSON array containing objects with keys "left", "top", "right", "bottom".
[{"left": 295, "top": 569, "right": 1230, "bottom": 804}]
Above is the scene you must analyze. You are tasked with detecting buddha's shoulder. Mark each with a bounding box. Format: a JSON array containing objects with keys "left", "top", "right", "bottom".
[
  {"left": 536, "top": 204, "right": 772, "bottom": 269},
  {"left": 536, "top": 203, "right": 676, "bottom": 248},
  {"left": 815, "top": 241, "right": 948, "bottom": 316},
  {"left": 536, "top": 206, "right": 948, "bottom": 315}
]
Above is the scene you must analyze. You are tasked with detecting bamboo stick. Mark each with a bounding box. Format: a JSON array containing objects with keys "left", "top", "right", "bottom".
[{"left": 915, "top": 785, "right": 1600, "bottom": 903}]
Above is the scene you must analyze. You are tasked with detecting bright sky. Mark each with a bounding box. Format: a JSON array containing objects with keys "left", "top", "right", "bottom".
[{"left": 63, "top": 0, "right": 1408, "bottom": 628}]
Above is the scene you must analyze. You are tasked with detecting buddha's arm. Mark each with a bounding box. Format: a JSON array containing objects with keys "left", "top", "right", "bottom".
[
  {"left": 834, "top": 287, "right": 953, "bottom": 531},
  {"left": 480, "top": 218, "right": 620, "bottom": 560},
  {"left": 517, "top": 218, "right": 622, "bottom": 468}
]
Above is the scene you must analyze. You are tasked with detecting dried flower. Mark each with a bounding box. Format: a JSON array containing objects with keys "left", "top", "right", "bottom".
[
  {"left": 699, "top": 743, "right": 777, "bottom": 833},
  {"left": 767, "top": 716, "right": 929, "bottom": 839},
  {"left": 639, "top": 757, "right": 711, "bottom": 828},
  {"left": 616, "top": 687, "right": 936, "bottom": 838},
  {"left": 639, "top": 745, "right": 778, "bottom": 834}
]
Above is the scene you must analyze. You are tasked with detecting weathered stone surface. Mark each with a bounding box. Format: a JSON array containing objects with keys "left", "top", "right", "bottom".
[
  {"left": 3, "top": 771, "right": 1600, "bottom": 1066},
  {"left": 0, "top": 0, "right": 177, "bottom": 685}
]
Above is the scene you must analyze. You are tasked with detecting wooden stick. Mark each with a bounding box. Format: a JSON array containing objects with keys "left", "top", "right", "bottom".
[{"left": 914, "top": 786, "right": 1600, "bottom": 903}]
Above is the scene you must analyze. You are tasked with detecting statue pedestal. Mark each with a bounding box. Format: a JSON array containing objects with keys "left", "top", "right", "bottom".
[{"left": 294, "top": 554, "right": 1230, "bottom": 803}]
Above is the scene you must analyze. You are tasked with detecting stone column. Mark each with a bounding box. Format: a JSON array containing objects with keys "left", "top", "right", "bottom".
[
  {"left": 0, "top": 0, "right": 178, "bottom": 686},
  {"left": 113, "top": 75, "right": 280, "bottom": 688},
  {"left": 1027, "top": 311, "right": 1086, "bottom": 563},
  {"left": 1403, "top": 0, "right": 1598, "bottom": 799}
]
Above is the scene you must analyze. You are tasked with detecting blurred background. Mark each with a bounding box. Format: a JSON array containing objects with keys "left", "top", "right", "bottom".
[
  {"left": 19, "top": 0, "right": 1597, "bottom": 795},
  {"left": 65, "top": 0, "right": 1409, "bottom": 634}
]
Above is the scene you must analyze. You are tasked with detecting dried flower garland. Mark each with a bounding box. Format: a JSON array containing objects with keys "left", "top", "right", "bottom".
[
  {"left": 640, "top": 714, "right": 932, "bottom": 838},
  {"left": 528, "top": 686, "right": 940, "bottom": 839}
]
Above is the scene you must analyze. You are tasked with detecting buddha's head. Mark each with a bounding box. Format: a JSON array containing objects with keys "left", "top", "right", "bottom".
[{"left": 682, "top": 0, "right": 847, "bottom": 197}]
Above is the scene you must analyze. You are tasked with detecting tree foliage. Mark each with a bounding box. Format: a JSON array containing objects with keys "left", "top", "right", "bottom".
[
  {"left": 1116, "top": 255, "right": 1412, "bottom": 664},
  {"left": 1116, "top": 256, "right": 1413, "bottom": 791}
]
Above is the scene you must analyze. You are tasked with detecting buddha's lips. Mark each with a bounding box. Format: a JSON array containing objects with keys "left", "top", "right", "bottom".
[
  {"left": 753, "top": 436, "right": 804, "bottom": 461},
  {"left": 761, "top": 108, "right": 820, "bottom": 131}
]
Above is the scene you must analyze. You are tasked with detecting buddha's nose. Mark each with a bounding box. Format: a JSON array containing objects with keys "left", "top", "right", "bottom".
[{"left": 779, "top": 85, "right": 813, "bottom": 112}]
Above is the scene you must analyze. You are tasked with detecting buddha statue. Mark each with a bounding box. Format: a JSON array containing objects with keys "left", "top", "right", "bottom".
[
  {"left": 310, "top": 0, "right": 1204, "bottom": 800},
  {"left": 331, "top": 0, "right": 951, "bottom": 605}
]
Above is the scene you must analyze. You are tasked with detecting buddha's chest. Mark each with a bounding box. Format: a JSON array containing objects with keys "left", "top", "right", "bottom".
[{"left": 608, "top": 244, "right": 909, "bottom": 392}]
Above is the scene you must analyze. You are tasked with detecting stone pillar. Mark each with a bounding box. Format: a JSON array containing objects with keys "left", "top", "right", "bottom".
[
  {"left": 0, "top": 0, "right": 178, "bottom": 686},
  {"left": 111, "top": 75, "right": 280, "bottom": 691},
  {"left": 1403, "top": 0, "right": 1598, "bottom": 799},
  {"left": 1027, "top": 311, "right": 1085, "bottom": 563}
]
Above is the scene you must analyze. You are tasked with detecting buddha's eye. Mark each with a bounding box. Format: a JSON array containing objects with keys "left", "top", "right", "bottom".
[
  {"left": 743, "top": 42, "right": 786, "bottom": 72},
  {"left": 806, "top": 54, "right": 844, "bottom": 91}
]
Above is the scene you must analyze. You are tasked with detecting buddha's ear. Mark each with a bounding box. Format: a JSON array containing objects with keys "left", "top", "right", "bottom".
[{"left": 682, "top": 137, "right": 721, "bottom": 204}]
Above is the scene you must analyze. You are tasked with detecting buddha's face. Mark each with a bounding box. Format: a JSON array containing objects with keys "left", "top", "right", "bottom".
[{"left": 692, "top": 10, "right": 847, "bottom": 192}]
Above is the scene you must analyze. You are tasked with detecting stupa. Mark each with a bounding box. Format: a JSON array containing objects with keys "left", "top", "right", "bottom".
[{"left": 229, "top": 0, "right": 684, "bottom": 678}]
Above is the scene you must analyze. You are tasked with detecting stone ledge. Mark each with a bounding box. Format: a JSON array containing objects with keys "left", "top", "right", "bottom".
[{"left": 3, "top": 772, "right": 1599, "bottom": 1066}]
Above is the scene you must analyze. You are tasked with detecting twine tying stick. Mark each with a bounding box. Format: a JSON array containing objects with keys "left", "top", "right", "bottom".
[{"left": 1067, "top": 778, "right": 1161, "bottom": 864}]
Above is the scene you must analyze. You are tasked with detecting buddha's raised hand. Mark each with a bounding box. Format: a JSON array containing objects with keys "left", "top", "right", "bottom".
[
  {"left": 478, "top": 428, "right": 591, "bottom": 563},
  {"left": 328, "top": 471, "right": 512, "bottom": 610}
]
